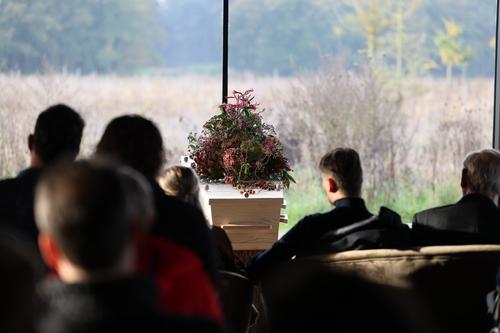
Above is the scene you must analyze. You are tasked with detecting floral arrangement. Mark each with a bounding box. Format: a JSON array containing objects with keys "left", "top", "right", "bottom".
[{"left": 188, "top": 89, "right": 294, "bottom": 196}]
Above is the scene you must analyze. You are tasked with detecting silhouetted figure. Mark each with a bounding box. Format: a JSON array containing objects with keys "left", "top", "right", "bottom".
[
  {"left": 35, "top": 162, "right": 221, "bottom": 333},
  {"left": 0, "top": 104, "right": 84, "bottom": 248},
  {"left": 247, "top": 148, "right": 410, "bottom": 280},
  {"left": 160, "top": 165, "right": 242, "bottom": 273},
  {"left": 412, "top": 149, "right": 500, "bottom": 245},
  {"left": 119, "top": 167, "right": 223, "bottom": 323},
  {"left": 94, "top": 115, "right": 217, "bottom": 280}
]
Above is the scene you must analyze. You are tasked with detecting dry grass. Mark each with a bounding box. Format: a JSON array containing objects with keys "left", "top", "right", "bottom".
[{"left": 0, "top": 73, "right": 493, "bottom": 185}]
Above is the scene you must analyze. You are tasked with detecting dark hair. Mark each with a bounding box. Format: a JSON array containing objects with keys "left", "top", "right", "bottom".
[
  {"left": 34, "top": 162, "right": 129, "bottom": 271},
  {"left": 33, "top": 104, "right": 85, "bottom": 164},
  {"left": 95, "top": 115, "right": 165, "bottom": 179},
  {"left": 319, "top": 148, "right": 363, "bottom": 197}
]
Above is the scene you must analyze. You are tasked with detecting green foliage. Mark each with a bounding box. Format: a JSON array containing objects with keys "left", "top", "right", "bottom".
[
  {"left": 0, "top": 0, "right": 163, "bottom": 74},
  {"left": 434, "top": 19, "right": 473, "bottom": 79}
]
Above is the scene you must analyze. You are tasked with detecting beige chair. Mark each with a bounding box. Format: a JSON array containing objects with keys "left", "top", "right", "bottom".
[{"left": 282, "top": 245, "right": 500, "bottom": 333}]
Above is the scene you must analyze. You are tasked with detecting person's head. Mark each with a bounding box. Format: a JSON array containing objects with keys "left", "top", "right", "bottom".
[
  {"left": 159, "top": 166, "right": 201, "bottom": 210},
  {"left": 29, "top": 104, "right": 85, "bottom": 166},
  {"left": 117, "top": 166, "right": 156, "bottom": 233},
  {"left": 319, "top": 148, "right": 363, "bottom": 204},
  {"left": 34, "top": 161, "right": 132, "bottom": 282},
  {"left": 95, "top": 115, "right": 165, "bottom": 179},
  {"left": 461, "top": 149, "right": 500, "bottom": 203}
]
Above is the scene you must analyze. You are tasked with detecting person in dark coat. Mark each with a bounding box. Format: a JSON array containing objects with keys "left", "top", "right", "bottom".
[
  {"left": 412, "top": 149, "right": 500, "bottom": 246},
  {"left": 0, "top": 104, "right": 84, "bottom": 247},
  {"left": 34, "top": 162, "right": 221, "bottom": 333},
  {"left": 94, "top": 115, "right": 217, "bottom": 281},
  {"left": 159, "top": 165, "right": 243, "bottom": 273},
  {"left": 246, "top": 148, "right": 410, "bottom": 281}
]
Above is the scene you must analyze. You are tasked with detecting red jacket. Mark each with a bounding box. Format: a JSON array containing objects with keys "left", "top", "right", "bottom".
[{"left": 136, "top": 235, "right": 223, "bottom": 323}]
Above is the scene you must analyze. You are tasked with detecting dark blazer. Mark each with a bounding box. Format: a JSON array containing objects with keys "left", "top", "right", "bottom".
[
  {"left": 38, "top": 276, "right": 222, "bottom": 333},
  {"left": 0, "top": 168, "right": 42, "bottom": 246},
  {"left": 412, "top": 194, "right": 500, "bottom": 246},
  {"left": 246, "top": 198, "right": 410, "bottom": 280},
  {"left": 149, "top": 181, "right": 217, "bottom": 281}
]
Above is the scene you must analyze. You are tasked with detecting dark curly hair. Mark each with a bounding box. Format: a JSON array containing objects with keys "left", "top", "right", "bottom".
[{"left": 95, "top": 115, "right": 165, "bottom": 179}]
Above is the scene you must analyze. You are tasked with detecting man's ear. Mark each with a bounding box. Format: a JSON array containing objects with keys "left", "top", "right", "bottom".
[
  {"left": 28, "top": 134, "right": 34, "bottom": 152},
  {"left": 460, "top": 168, "right": 468, "bottom": 190},
  {"left": 38, "top": 233, "right": 61, "bottom": 273},
  {"left": 328, "top": 177, "right": 338, "bottom": 193}
]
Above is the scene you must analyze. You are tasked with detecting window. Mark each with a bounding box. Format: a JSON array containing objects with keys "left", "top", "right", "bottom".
[
  {"left": 0, "top": 0, "right": 497, "bottom": 229},
  {"left": 228, "top": 0, "right": 498, "bottom": 229},
  {"left": 0, "top": 0, "right": 222, "bottom": 176}
]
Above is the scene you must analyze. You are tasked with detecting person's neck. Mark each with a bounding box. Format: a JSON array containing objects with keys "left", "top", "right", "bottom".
[
  {"left": 30, "top": 153, "right": 44, "bottom": 168},
  {"left": 328, "top": 192, "right": 349, "bottom": 205},
  {"left": 58, "top": 247, "right": 135, "bottom": 284},
  {"left": 463, "top": 190, "right": 499, "bottom": 206}
]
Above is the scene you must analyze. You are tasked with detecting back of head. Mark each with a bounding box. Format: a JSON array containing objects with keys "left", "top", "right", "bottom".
[
  {"left": 33, "top": 104, "right": 85, "bottom": 164},
  {"left": 117, "top": 166, "right": 156, "bottom": 233},
  {"left": 95, "top": 115, "right": 165, "bottom": 179},
  {"left": 462, "top": 149, "right": 500, "bottom": 197},
  {"left": 34, "top": 161, "right": 129, "bottom": 271},
  {"left": 319, "top": 147, "right": 363, "bottom": 197},
  {"left": 0, "top": 239, "right": 39, "bottom": 333},
  {"left": 159, "top": 166, "right": 201, "bottom": 209}
]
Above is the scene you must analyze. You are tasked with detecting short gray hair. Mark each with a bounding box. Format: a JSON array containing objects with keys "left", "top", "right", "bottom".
[{"left": 463, "top": 149, "right": 500, "bottom": 195}]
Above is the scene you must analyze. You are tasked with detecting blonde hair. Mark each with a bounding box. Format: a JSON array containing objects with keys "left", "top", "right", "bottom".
[{"left": 159, "top": 166, "right": 202, "bottom": 210}]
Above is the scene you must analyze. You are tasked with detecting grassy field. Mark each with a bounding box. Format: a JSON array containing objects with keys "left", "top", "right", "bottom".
[{"left": 0, "top": 73, "right": 492, "bottom": 232}]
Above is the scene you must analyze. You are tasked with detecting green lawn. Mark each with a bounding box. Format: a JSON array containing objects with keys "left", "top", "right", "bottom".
[{"left": 281, "top": 168, "right": 462, "bottom": 234}]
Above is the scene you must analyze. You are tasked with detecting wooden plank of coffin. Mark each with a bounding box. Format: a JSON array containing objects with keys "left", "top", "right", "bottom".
[
  {"left": 221, "top": 224, "right": 279, "bottom": 251},
  {"left": 208, "top": 198, "right": 282, "bottom": 226}
]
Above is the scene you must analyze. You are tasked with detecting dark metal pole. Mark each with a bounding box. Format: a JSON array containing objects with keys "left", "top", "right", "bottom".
[
  {"left": 494, "top": 0, "right": 500, "bottom": 148},
  {"left": 222, "top": 0, "right": 229, "bottom": 104}
]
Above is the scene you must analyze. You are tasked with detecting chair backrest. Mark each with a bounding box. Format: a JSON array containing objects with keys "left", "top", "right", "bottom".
[
  {"left": 218, "top": 270, "right": 254, "bottom": 333},
  {"left": 277, "top": 245, "right": 500, "bottom": 333}
]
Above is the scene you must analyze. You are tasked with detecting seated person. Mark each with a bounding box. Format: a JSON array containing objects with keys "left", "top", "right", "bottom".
[
  {"left": 94, "top": 115, "right": 217, "bottom": 281},
  {"left": 412, "top": 149, "right": 500, "bottom": 246},
  {"left": 0, "top": 104, "right": 84, "bottom": 247},
  {"left": 246, "top": 148, "right": 410, "bottom": 281},
  {"left": 34, "top": 162, "right": 221, "bottom": 333},
  {"left": 118, "top": 167, "right": 222, "bottom": 323},
  {"left": 159, "top": 165, "right": 243, "bottom": 273}
]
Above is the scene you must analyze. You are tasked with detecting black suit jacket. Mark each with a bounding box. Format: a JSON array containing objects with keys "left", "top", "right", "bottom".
[
  {"left": 411, "top": 193, "right": 500, "bottom": 246},
  {"left": 0, "top": 168, "right": 42, "bottom": 246},
  {"left": 246, "top": 198, "right": 410, "bottom": 280},
  {"left": 149, "top": 181, "right": 217, "bottom": 281}
]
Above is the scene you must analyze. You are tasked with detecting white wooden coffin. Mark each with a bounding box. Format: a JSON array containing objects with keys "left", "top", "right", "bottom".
[{"left": 200, "top": 183, "right": 287, "bottom": 251}]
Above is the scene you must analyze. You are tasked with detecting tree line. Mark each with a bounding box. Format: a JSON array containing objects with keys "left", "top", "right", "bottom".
[{"left": 0, "top": 0, "right": 496, "bottom": 77}]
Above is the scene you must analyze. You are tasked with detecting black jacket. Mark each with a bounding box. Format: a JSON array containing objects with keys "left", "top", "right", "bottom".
[
  {"left": 0, "top": 168, "right": 42, "bottom": 246},
  {"left": 38, "top": 276, "right": 221, "bottom": 333},
  {"left": 246, "top": 198, "right": 410, "bottom": 280},
  {"left": 411, "top": 193, "right": 500, "bottom": 246},
  {"left": 150, "top": 181, "right": 217, "bottom": 281}
]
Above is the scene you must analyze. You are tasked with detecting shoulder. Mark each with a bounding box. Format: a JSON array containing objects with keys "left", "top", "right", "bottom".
[{"left": 413, "top": 204, "right": 454, "bottom": 225}]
